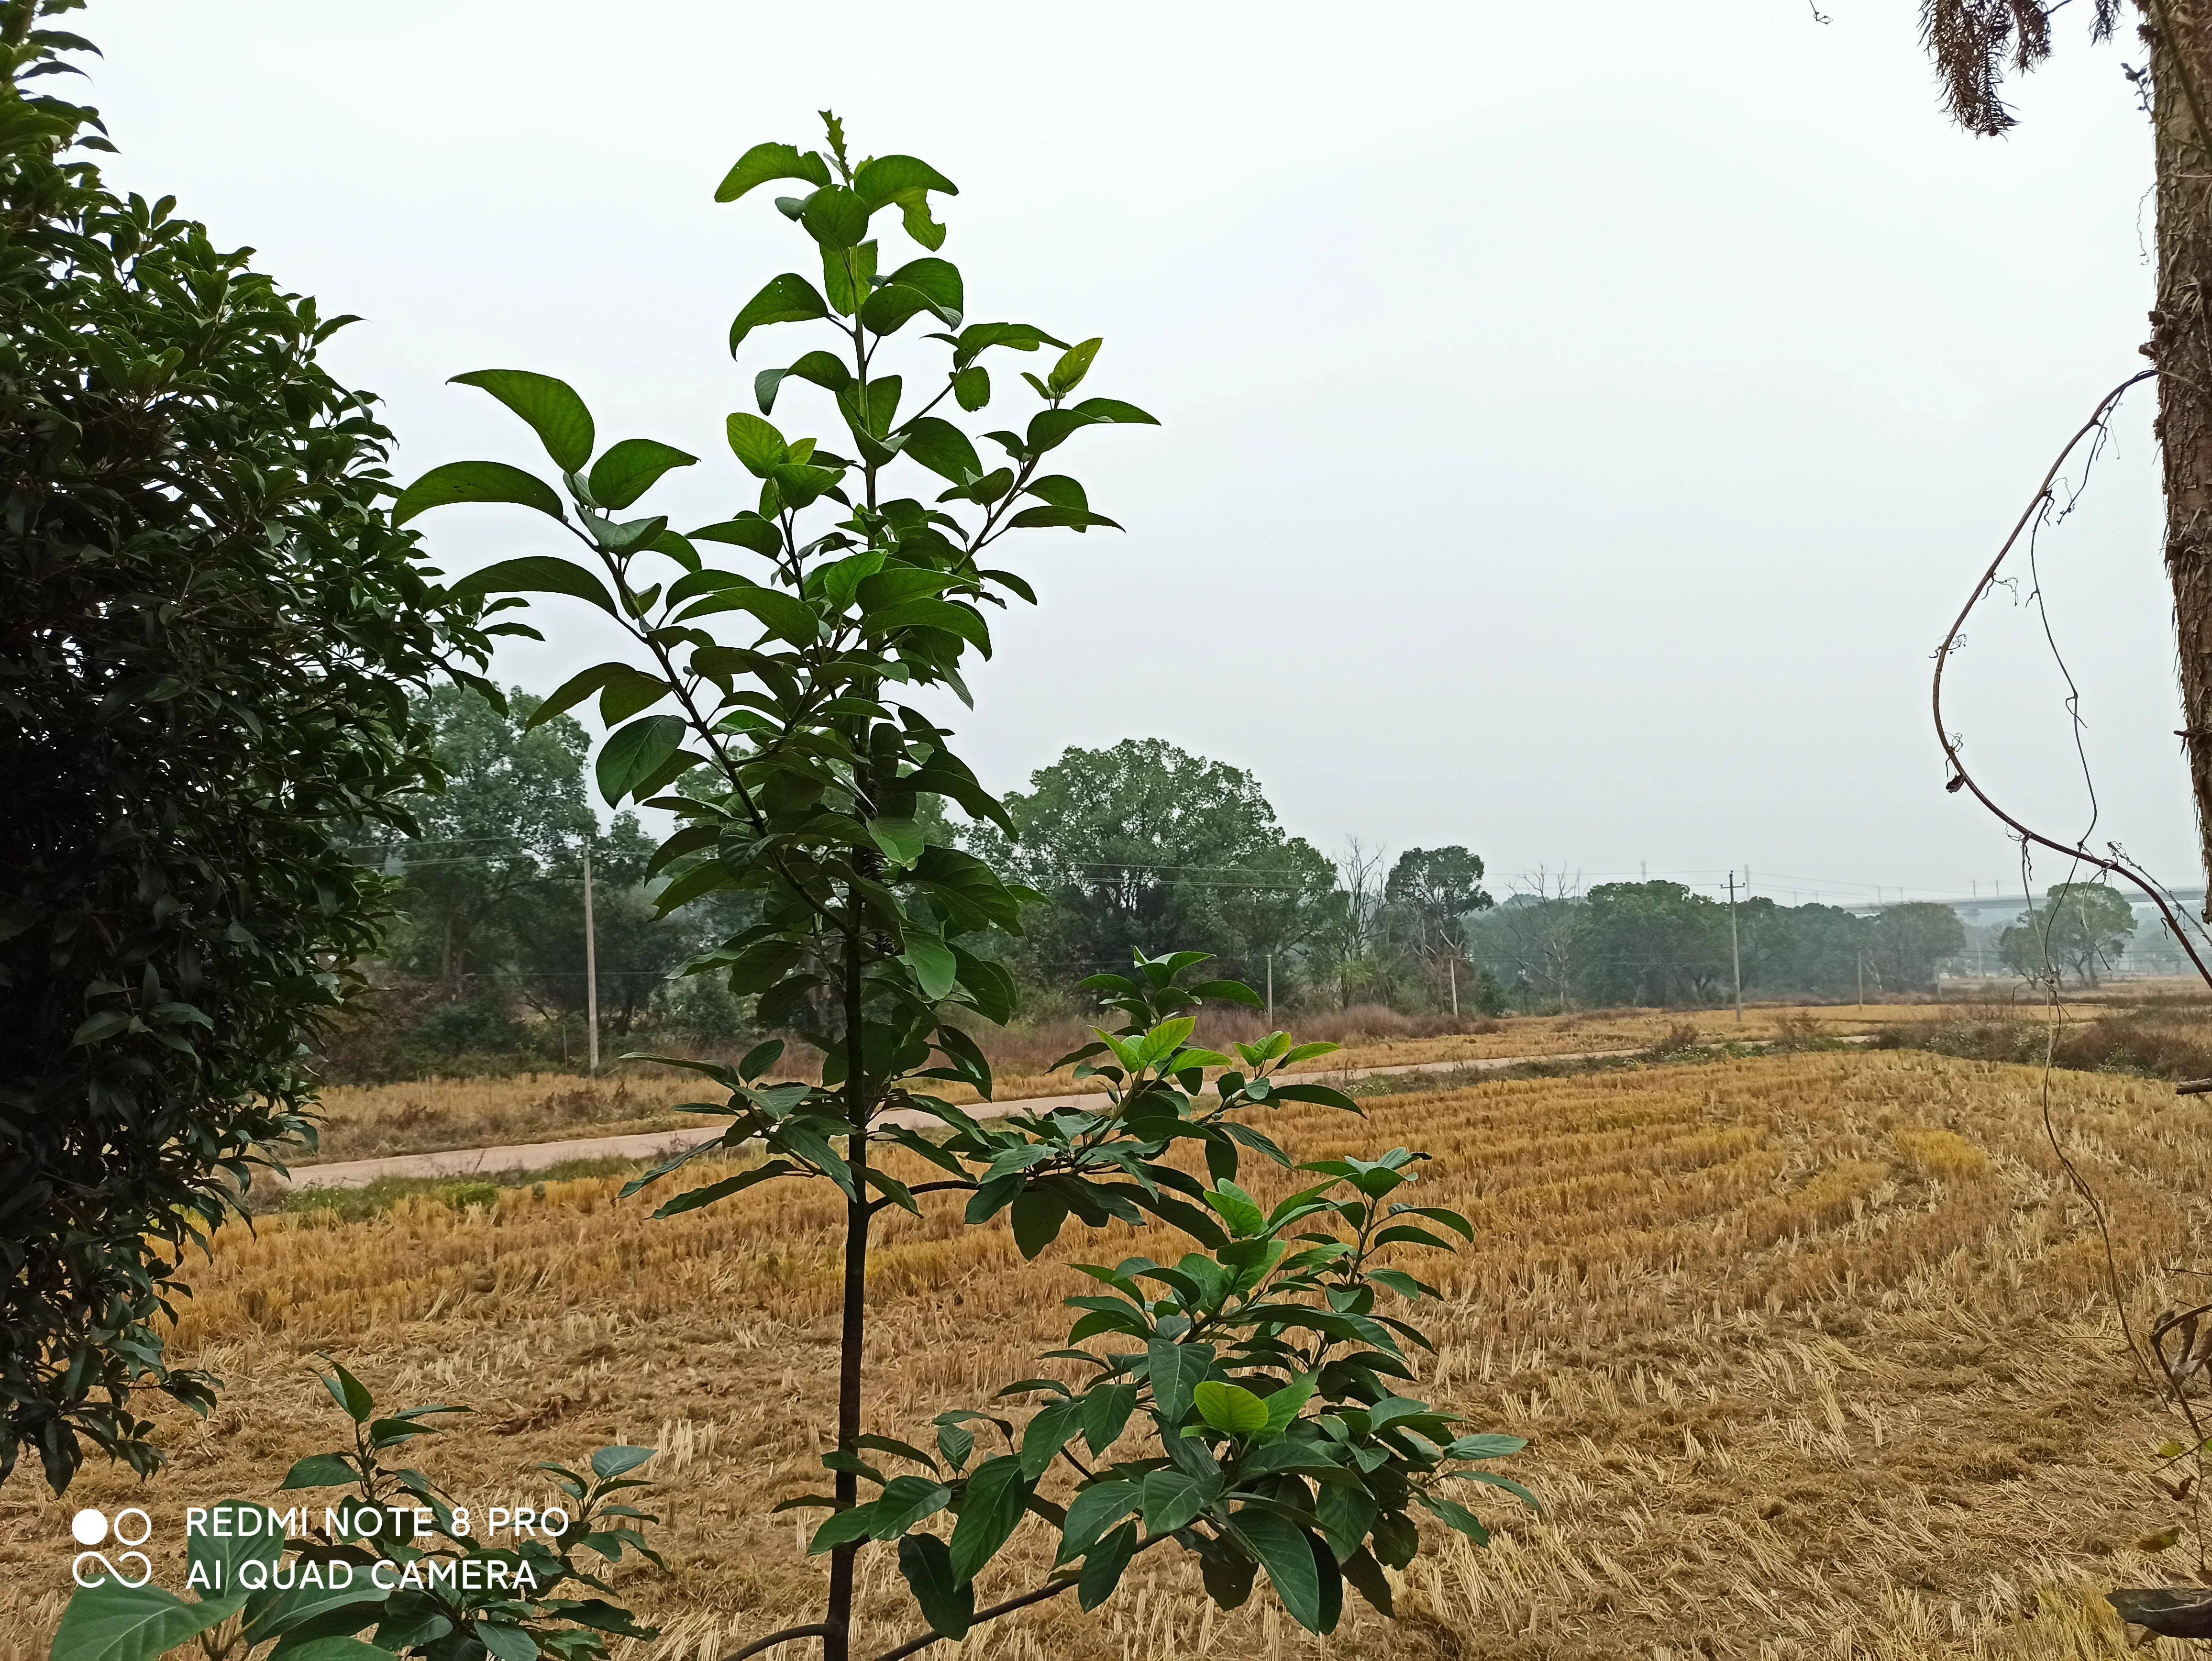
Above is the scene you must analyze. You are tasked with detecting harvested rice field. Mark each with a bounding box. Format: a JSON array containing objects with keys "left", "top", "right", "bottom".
[
  {"left": 5, "top": 1047, "right": 2205, "bottom": 1661},
  {"left": 298, "top": 1003, "right": 1932, "bottom": 1164}
]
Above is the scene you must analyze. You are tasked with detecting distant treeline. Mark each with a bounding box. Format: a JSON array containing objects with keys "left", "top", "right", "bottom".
[
  {"left": 332, "top": 697, "right": 2142, "bottom": 1077},
  {"left": 1460, "top": 886, "right": 1963, "bottom": 1010}
]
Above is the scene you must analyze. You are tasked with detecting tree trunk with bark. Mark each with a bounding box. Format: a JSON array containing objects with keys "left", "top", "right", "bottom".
[{"left": 2149, "top": 2, "right": 2212, "bottom": 896}]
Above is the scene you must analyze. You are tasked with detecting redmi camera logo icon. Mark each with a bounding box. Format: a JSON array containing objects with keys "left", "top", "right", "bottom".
[{"left": 69, "top": 1507, "right": 153, "bottom": 1586}]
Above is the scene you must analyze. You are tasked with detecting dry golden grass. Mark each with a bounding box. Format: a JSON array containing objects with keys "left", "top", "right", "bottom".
[
  {"left": 298, "top": 1003, "right": 1934, "bottom": 1165},
  {"left": 302, "top": 1073, "right": 716, "bottom": 1163},
  {"left": 22, "top": 1049, "right": 2209, "bottom": 1658}
]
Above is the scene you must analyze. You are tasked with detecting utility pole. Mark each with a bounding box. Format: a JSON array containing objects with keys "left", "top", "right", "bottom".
[
  {"left": 1857, "top": 950, "right": 1865, "bottom": 1016},
  {"left": 1265, "top": 951, "right": 1274, "bottom": 1027},
  {"left": 1725, "top": 869, "right": 1744, "bottom": 1024},
  {"left": 583, "top": 840, "right": 600, "bottom": 1076}
]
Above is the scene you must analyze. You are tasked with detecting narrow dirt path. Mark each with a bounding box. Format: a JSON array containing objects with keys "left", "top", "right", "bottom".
[{"left": 281, "top": 1039, "right": 1871, "bottom": 1190}]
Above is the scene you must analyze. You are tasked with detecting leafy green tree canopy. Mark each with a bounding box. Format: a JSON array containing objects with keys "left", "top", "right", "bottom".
[
  {"left": 0, "top": 6, "right": 489, "bottom": 1490},
  {"left": 395, "top": 112, "right": 1524, "bottom": 1658},
  {"left": 1384, "top": 846, "right": 1493, "bottom": 957},
  {"left": 1574, "top": 881, "right": 1729, "bottom": 1008},
  {"left": 1867, "top": 901, "right": 1968, "bottom": 993},
  {"left": 1999, "top": 882, "right": 2136, "bottom": 987},
  {"left": 974, "top": 739, "right": 1334, "bottom": 986},
  {"left": 376, "top": 686, "right": 600, "bottom": 986}
]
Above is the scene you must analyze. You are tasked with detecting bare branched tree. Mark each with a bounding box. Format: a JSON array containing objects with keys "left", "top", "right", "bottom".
[
  {"left": 1320, "top": 837, "right": 1391, "bottom": 1007},
  {"left": 1479, "top": 867, "right": 1586, "bottom": 1014}
]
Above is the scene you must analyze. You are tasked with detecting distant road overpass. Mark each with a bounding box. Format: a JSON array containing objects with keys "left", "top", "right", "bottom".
[{"left": 1843, "top": 887, "right": 2208, "bottom": 931}]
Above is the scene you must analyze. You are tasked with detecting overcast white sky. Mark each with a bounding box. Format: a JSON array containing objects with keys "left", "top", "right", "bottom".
[{"left": 89, "top": 1, "right": 2195, "bottom": 904}]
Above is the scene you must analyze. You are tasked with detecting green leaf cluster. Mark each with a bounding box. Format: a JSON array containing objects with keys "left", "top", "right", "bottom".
[
  {"left": 792, "top": 957, "right": 1531, "bottom": 1633},
  {"left": 49, "top": 1364, "right": 661, "bottom": 1661},
  {"left": 0, "top": 13, "right": 495, "bottom": 1491},
  {"left": 392, "top": 111, "right": 1521, "bottom": 1655}
]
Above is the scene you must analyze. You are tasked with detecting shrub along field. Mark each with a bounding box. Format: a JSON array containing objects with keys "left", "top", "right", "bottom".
[
  {"left": 294, "top": 1002, "right": 1933, "bottom": 1165},
  {"left": 4, "top": 1047, "right": 2205, "bottom": 1659}
]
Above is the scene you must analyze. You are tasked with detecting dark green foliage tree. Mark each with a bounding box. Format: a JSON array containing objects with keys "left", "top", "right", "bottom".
[
  {"left": 1866, "top": 900, "right": 1969, "bottom": 993},
  {"left": 337, "top": 688, "right": 700, "bottom": 1069},
  {"left": 1753, "top": 901, "right": 1867, "bottom": 998},
  {"left": 1572, "top": 881, "right": 1731, "bottom": 1007},
  {"left": 377, "top": 687, "right": 599, "bottom": 988},
  {"left": 399, "top": 114, "right": 1524, "bottom": 1659},
  {"left": 1468, "top": 884, "right": 1974, "bottom": 1012},
  {"left": 509, "top": 819, "right": 687, "bottom": 1036},
  {"left": 972, "top": 740, "right": 1337, "bottom": 991},
  {"left": 1383, "top": 847, "right": 1493, "bottom": 1012},
  {"left": 393, "top": 687, "right": 687, "bottom": 1029},
  {"left": 0, "top": 8, "right": 489, "bottom": 1490},
  {"left": 1999, "top": 882, "right": 2137, "bottom": 987}
]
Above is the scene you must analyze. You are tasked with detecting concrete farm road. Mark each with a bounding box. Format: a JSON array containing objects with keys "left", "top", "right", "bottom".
[{"left": 281, "top": 1038, "right": 1869, "bottom": 1192}]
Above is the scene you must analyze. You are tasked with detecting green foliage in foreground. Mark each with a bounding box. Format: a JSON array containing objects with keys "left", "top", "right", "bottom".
[
  {"left": 50, "top": 1363, "right": 659, "bottom": 1661},
  {"left": 0, "top": 8, "right": 490, "bottom": 1490},
  {"left": 397, "top": 112, "right": 1526, "bottom": 1657}
]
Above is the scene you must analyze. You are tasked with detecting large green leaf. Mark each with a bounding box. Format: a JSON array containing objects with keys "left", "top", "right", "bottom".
[
  {"left": 1077, "top": 1521, "right": 1139, "bottom": 1612},
  {"left": 1261, "top": 1373, "right": 1319, "bottom": 1436},
  {"left": 527, "top": 662, "right": 659, "bottom": 729},
  {"left": 860, "top": 258, "right": 965, "bottom": 336},
  {"left": 1057, "top": 1479, "right": 1140, "bottom": 1564},
  {"left": 757, "top": 349, "right": 851, "bottom": 414},
  {"left": 1017, "top": 1396, "right": 1082, "bottom": 1480},
  {"left": 729, "top": 273, "right": 830, "bottom": 355},
  {"left": 242, "top": 1577, "right": 385, "bottom": 1644},
  {"left": 188, "top": 1501, "right": 286, "bottom": 1598},
  {"left": 1010, "top": 1186, "right": 1070, "bottom": 1261},
  {"left": 446, "top": 556, "right": 616, "bottom": 617},
  {"left": 715, "top": 141, "right": 831, "bottom": 203},
  {"left": 947, "top": 1456, "right": 1031, "bottom": 1584},
  {"left": 896, "top": 1534, "right": 973, "bottom": 1640},
  {"left": 1080, "top": 1383, "right": 1138, "bottom": 1455},
  {"left": 901, "top": 932, "right": 957, "bottom": 1001},
  {"left": 725, "top": 412, "right": 789, "bottom": 477},
  {"left": 1413, "top": 1490, "right": 1492, "bottom": 1544},
  {"left": 450, "top": 370, "right": 594, "bottom": 471},
  {"left": 649, "top": 1161, "right": 798, "bottom": 1218},
  {"left": 1046, "top": 336, "right": 1102, "bottom": 396},
  {"left": 590, "top": 1445, "right": 657, "bottom": 1479},
  {"left": 801, "top": 185, "right": 869, "bottom": 251},
  {"left": 1006, "top": 504, "right": 1122, "bottom": 533},
  {"left": 865, "top": 598, "right": 989, "bottom": 655},
  {"left": 869, "top": 1475, "right": 954, "bottom": 1538},
  {"left": 1193, "top": 1382, "right": 1268, "bottom": 1437},
  {"left": 1232, "top": 1509, "right": 1333, "bottom": 1634},
  {"left": 677, "top": 585, "right": 820, "bottom": 647},
  {"left": 279, "top": 1640, "right": 404, "bottom": 1661},
  {"left": 475, "top": 1622, "right": 537, "bottom": 1661},
  {"left": 588, "top": 439, "right": 697, "bottom": 510},
  {"left": 277, "top": 1453, "right": 358, "bottom": 1490},
  {"left": 689, "top": 513, "right": 782, "bottom": 555},
  {"left": 1147, "top": 1338, "right": 1213, "bottom": 1426},
  {"left": 854, "top": 155, "right": 957, "bottom": 210},
  {"left": 898, "top": 417, "right": 981, "bottom": 484},
  {"left": 393, "top": 461, "right": 565, "bottom": 527},
  {"left": 595, "top": 715, "right": 688, "bottom": 807},
  {"left": 51, "top": 1582, "right": 241, "bottom": 1661},
  {"left": 320, "top": 1364, "right": 374, "bottom": 1422},
  {"left": 1139, "top": 1466, "right": 1215, "bottom": 1535}
]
